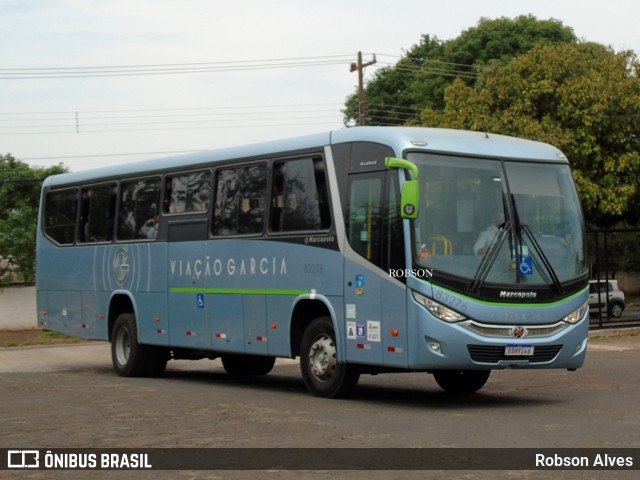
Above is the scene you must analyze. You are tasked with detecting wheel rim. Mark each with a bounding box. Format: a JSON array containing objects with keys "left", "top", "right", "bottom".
[
  {"left": 114, "top": 327, "right": 131, "bottom": 366},
  {"left": 307, "top": 334, "right": 337, "bottom": 382},
  {"left": 611, "top": 304, "right": 622, "bottom": 317}
]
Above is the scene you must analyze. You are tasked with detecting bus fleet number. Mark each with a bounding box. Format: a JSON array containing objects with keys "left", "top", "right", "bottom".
[
  {"left": 434, "top": 289, "right": 468, "bottom": 312},
  {"left": 304, "top": 263, "right": 324, "bottom": 274}
]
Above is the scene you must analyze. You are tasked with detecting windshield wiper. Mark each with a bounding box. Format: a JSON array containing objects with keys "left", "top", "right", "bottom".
[
  {"left": 510, "top": 193, "right": 563, "bottom": 294},
  {"left": 470, "top": 192, "right": 511, "bottom": 293},
  {"left": 470, "top": 222, "right": 509, "bottom": 292}
]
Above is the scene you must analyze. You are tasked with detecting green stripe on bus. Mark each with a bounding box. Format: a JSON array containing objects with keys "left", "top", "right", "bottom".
[{"left": 171, "top": 287, "right": 311, "bottom": 296}]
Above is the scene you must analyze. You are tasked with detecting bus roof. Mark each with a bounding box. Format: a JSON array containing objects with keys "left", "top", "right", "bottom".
[{"left": 43, "top": 126, "right": 567, "bottom": 188}]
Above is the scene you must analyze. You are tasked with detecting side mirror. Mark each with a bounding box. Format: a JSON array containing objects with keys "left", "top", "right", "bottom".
[{"left": 385, "top": 157, "right": 419, "bottom": 220}]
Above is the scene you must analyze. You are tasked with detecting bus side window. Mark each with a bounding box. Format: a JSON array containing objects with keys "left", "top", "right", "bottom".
[
  {"left": 271, "top": 157, "right": 331, "bottom": 233},
  {"left": 212, "top": 164, "right": 266, "bottom": 236},
  {"left": 117, "top": 178, "right": 161, "bottom": 241},
  {"left": 164, "top": 170, "right": 211, "bottom": 214},
  {"left": 44, "top": 189, "right": 78, "bottom": 245},
  {"left": 79, "top": 183, "right": 116, "bottom": 243}
]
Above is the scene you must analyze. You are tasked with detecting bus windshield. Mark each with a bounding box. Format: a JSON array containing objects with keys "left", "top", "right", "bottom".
[{"left": 407, "top": 152, "right": 587, "bottom": 288}]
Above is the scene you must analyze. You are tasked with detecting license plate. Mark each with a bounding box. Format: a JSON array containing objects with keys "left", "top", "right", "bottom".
[{"left": 505, "top": 345, "right": 534, "bottom": 356}]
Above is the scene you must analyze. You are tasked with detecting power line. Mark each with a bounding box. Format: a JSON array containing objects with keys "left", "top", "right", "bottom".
[
  {"left": 377, "top": 53, "right": 478, "bottom": 70},
  {"left": 0, "top": 103, "right": 345, "bottom": 135},
  {"left": 0, "top": 54, "right": 356, "bottom": 71},
  {"left": 20, "top": 150, "right": 206, "bottom": 161},
  {"left": 0, "top": 102, "right": 344, "bottom": 116},
  {"left": 1, "top": 121, "right": 340, "bottom": 136},
  {"left": 0, "top": 55, "right": 358, "bottom": 80}
]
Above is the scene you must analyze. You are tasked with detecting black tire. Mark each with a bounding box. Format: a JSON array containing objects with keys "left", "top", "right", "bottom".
[
  {"left": 145, "top": 346, "right": 169, "bottom": 377},
  {"left": 221, "top": 354, "right": 276, "bottom": 375},
  {"left": 299, "top": 317, "right": 359, "bottom": 398},
  {"left": 433, "top": 370, "right": 490, "bottom": 394},
  {"left": 609, "top": 301, "right": 624, "bottom": 318},
  {"left": 111, "top": 313, "right": 167, "bottom": 377}
]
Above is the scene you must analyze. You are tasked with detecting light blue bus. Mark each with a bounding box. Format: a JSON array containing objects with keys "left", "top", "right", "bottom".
[{"left": 36, "top": 127, "right": 589, "bottom": 397}]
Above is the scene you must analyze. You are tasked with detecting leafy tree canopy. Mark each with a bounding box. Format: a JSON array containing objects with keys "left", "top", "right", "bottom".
[
  {"left": 419, "top": 42, "right": 640, "bottom": 227},
  {"left": 0, "top": 154, "right": 67, "bottom": 284},
  {"left": 343, "top": 15, "right": 576, "bottom": 125}
]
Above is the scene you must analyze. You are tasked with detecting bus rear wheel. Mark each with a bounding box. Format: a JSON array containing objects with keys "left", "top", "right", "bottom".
[
  {"left": 432, "top": 370, "right": 490, "bottom": 394},
  {"left": 221, "top": 354, "right": 276, "bottom": 375},
  {"left": 111, "top": 313, "right": 167, "bottom": 377},
  {"left": 300, "top": 317, "right": 359, "bottom": 398}
]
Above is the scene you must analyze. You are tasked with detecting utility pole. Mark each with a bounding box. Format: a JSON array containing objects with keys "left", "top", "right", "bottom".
[{"left": 350, "top": 52, "right": 376, "bottom": 126}]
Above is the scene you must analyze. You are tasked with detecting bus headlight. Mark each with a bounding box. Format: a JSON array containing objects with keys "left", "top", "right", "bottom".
[
  {"left": 563, "top": 302, "right": 589, "bottom": 324},
  {"left": 412, "top": 291, "right": 467, "bottom": 323}
]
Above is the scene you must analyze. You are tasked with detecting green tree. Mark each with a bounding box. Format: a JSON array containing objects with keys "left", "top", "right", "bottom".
[
  {"left": 420, "top": 42, "right": 640, "bottom": 227},
  {"left": 343, "top": 34, "right": 447, "bottom": 125},
  {"left": 0, "top": 154, "right": 67, "bottom": 284},
  {"left": 343, "top": 15, "right": 576, "bottom": 125},
  {"left": 445, "top": 15, "right": 577, "bottom": 66}
]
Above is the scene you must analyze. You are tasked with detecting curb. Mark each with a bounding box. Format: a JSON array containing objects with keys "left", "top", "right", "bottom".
[{"left": 588, "top": 326, "right": 640, "bottom": 340}]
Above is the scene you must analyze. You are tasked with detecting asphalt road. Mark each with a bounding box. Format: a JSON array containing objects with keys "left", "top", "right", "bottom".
[{"left": 1, "top": 335, "right": 639, "bottom": 480}]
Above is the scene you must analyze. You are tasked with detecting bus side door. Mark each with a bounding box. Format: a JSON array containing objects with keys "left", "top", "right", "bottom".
[{"left": 167, "top": 222, "right": 208, "bottom": 349}]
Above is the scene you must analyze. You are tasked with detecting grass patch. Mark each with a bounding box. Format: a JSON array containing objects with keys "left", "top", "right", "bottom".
[{"left": 0, "top": 330, "right": 87, "bottom": 348}]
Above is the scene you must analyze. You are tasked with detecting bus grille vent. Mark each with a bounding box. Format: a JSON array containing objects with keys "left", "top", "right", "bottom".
[{"left": 467, "top": 345, "right": 562, "bottom": 363}]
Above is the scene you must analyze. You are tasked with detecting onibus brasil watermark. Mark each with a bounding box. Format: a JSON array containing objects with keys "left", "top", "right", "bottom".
[
  {"left": 6, "top": 450, "right": 151, "bottom": 470},
  {"left": 4, "top": 448, "right": 637, "bottom": 470}
]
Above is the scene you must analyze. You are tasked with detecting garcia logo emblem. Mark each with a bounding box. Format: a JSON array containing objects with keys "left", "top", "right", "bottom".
[
  {"left": 511, "top": 326, "right": 528, "bottom": 338},
  {"left": 113, "top": 248, "right": 130, "bottom": 286}
]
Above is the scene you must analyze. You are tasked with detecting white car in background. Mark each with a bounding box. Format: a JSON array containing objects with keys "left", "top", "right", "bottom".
[{"left": 588, "top": 279, "right": 626, "bottom": 318}]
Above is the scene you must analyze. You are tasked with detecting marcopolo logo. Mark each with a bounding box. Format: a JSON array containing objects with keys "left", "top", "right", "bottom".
[
  {"left": 388, "top": 268, "right": 434, "bottom": 279},
  {"left": 499, "top": 290, "right": 538, "bottom": 299}
]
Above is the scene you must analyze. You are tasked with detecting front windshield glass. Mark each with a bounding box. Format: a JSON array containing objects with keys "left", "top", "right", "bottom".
[{"left": 407, "top": 153, "right": 587, "bottom": 286}]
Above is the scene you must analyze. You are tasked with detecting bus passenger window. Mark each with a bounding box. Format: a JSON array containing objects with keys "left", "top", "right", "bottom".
[
  {"left": 271, "top": 157, "right": 331, "bottom": 232},
  {"left": 79, "top": 183, "right": 116, "bottom": 243},
  {"left": 117, "top": 178, "right": 161, "bottom": 241},
  {"left": 164, "top": 170, "right": 211, "bottom": 214},
  {"left": 212, "top": 164, "right": 266, "bottom": 236},
  {"left": 44, "top": 189, "right": 78, "bottom": 245}
]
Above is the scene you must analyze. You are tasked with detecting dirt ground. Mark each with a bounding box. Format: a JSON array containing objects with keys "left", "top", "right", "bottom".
[
  {"left": 2, "top": 326, "right": 636, "bottom": 348},
  {"left": 1, "top": 334, "right": 639, "bottom": 480}
]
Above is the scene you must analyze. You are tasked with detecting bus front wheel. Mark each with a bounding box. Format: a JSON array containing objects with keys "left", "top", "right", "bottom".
[
  {"left": 111, "top": 313, "right": 167, "bottom": 377},
  {"left": 300, "top": 317, "right": 359, "bottom": 398},
  {"left": 432, "top": 370, "right": 490, "bottom": 394}
]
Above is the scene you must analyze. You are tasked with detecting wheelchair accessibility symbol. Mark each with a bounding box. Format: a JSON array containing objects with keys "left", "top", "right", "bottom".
[
  {"left": 519, "top": 256, "right": 533, "bottom": 275},
  {"left": 197, "top": 293, "right": 205, "bottom": 309}
]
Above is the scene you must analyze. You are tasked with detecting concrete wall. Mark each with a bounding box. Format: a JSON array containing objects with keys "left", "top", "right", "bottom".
[
  {"left": 0, "top": 285, "right": 37, "bottom": 330},
  {"left": 616, "top": 272, "right": 640, "bottom": 295}
]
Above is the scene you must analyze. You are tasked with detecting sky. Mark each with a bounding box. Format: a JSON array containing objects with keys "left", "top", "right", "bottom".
[{"left": 1, "top": 0, "right": 638, "bottom": 172}]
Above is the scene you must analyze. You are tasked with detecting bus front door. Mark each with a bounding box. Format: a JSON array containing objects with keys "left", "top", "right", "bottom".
[{"left": 344, "top": 173, "right": 408, "bottom": 368}]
